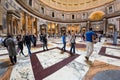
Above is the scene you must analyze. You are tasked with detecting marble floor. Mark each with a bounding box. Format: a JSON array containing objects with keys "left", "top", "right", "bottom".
[{"left": 0, "top": 37, "right": 120, "bottom": 80}]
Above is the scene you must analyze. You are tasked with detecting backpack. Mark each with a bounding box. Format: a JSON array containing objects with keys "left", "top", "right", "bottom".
[{"left": 3, "top": 38, "right": 8, "bottom": 47}]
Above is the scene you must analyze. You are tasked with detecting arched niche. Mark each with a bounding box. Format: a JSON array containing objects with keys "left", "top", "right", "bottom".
[
  {"left": 107, "top": 24, "right": 115, "bottom": 37},
  {"left": 89, "top": 11, "right": 105, "bottom": 21},
  {"left": 40, "top": 24, "right": 47, "bottom": 33}
]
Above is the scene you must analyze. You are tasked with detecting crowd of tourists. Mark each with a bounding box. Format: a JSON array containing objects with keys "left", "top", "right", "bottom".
[{"left": 0, "top": 27, "right": 118, "bottom": 65}]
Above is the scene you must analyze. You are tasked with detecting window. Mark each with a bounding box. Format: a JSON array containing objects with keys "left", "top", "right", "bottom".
[
  {"left": 82, "top": 13, "right": 85, "bottom": 19},
  {"left": 62, "top": 14, "right": 64, "bottom": 19},
  {"left": 29, "top": 0, "right": 32, "bottom": 6},
  {"left": 4, "top": 1, "right": 9, "bottom": 9},
  {"left": 72, "top": 14, "right": 74, "bottom": 19},
  {"left": 5, "top": 2, "right": 9, "bottom": 8},
  {"left": 109, "top": 6, "right": 113, "bottom": 13},
  {"left": 52, "top": 12, "right": 54, "bottom": 17},
  {"left": 41, "top": 7, "right": 44, "bottom": 14},
  {"left": 107, "top": 5, "right": 114, "bottom": 13}
]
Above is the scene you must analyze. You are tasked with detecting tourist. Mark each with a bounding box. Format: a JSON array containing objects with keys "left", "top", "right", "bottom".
[
  {"left": 70, "top": 32, "right": 76, "bottom": 55},
  {"left": 61, "top": 33, "right": 66, "bottom": 51},
  {"left": 113, "top": 28, "right": 118, "bottom": 45},
  {"left": 42, "top": 33, "right": 48, "bottom": 51},
  {"left": 24, "top": 32, "right": 32, "bottom": 55},
  {"left": 40, "top": 33, "right": 43, "bottom": 42},
  {"left": 82, "top": 31, "right": 85, "bottom": 41},
  {"left": 33, "top": 33, "right": 37, "bottom": 47},
  {"left": 5, "top": 34, "right": 17, "bottom": 65},
  {"left": 0, "top": 35, "right": 3, "bottom": 47},
  {"left": 97, "top": 32, "right": 102, "bottom": 42},
  {"left": 85, "top": 28, "right": 95, "bottom": 61},
  {"left": 67, "top": 31, "right": 71, "bottom": 46},
  {"left": 17, "top": 35, "right": 25, "bottom": 56}
]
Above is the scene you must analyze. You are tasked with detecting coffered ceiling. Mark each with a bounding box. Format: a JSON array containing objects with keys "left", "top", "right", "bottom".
[{"left": 39, "top": 0, "right": 114, "bottom": 11}]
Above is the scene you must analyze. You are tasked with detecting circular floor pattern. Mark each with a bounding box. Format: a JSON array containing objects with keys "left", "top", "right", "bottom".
[
  {"left": 93, "top": 70, "right": 120, "bottom": 80},
  {"left": 0, "top": 61, "right": 9, "bottom": 77}
]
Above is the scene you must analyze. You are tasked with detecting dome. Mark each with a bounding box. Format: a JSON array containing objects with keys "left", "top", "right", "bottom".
[{"left": 39, "top": 0, "right": 114, "bottom": 11}]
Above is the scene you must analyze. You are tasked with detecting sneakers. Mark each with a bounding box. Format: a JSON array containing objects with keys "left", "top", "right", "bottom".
[{"left": 70, "top": 53, "right": 75, "bottom": 56}]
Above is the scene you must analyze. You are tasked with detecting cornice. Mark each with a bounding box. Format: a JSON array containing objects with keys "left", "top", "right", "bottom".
[
  {"left": 15, "top": 0, "right": 88, "bottom": 23},
  {"left": 7, "top": 10, "right": 20, "bottom": 18},
  {"left": 15, "top": 0, "right": 120, "bottom": 23},
  {"left": 105, "top": 11, "right": 120, "bottom": 19}
]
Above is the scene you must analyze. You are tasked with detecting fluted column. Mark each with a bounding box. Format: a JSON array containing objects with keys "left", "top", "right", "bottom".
[
  {"left": 87, "top": 21, "right": 90, "bottom": 31},
  {"left": 20, "top": 13, "right": 23, "bottom": 34},
  {"left": 118, "top": 18, "right": 120, "bottom": 37},
  {"left": 11, "top": 17, "right": 14, "bottom": 35},
  {"left": 35, "top": 18, "right": 38, "bottom": 35},
  {"left": 70, "top": 24, "right": 72, "bottom": 33},
  {"left": 15, "top": 20, "right": 17, "bottom": 35},
  {"left": 31, "top": 16, "right": 34, "bottom": 34},
  {"left": 58, "top": 24, "right": 60, "bottom": 36},
  {"left": 25, "top": 13, "right": 28, "bottom": 34},
  {"left": 50, "top": 23, "right": 52, "bottom": 36},
  {"left": 7, "top": 15, "right": 11, "bottom": 34},
  {"left": 103, "top": 18, "right": 107, "bottom": 35},
  {"left": 17, "top": 20, "right": 20, "bottom": 34}
]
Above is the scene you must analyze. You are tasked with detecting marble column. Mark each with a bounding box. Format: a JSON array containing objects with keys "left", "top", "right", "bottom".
[
  {"left": 17, "top": 20, "right": 20, "bottom": 34},
  {"left": 20, "top": 13, "right": 22, "bottom": 34},
  {"left": 45, "top": 24, "right": 47, "bottom": 34},
  {"left": 14, "top": 20, "right": 17, "bottom": 35},
  {"left": 35, "top": 18, "right": 38, "bottom": 35},
  {"left": 87, "top": 21, "right": 90, "bottom": 31},
  {"left": 25, "top": 13, "right": 28, "bottom": 34},
  {"left": 50, "top": 23, "right": 52, "bottom": 36},
  {"left": 11, "top": 17, "right": 13, "bottom": 35},
  {"left": 15, "top": 19, "right": 18, "bottom": 35},
  {"left": 103, "top": 18, "right": 107, "bottom": 35},
  {"left": 7, "top": 22, "right": 10, "bottom": 34},
  {"left": 58, "top": 24, "right": 60, "bottom": 36},
  {"left": 118, "top": 18, "right": 120, "bottom": 37},
  {"left": 7, "top": 16, "right": 10, "bottom": 34},
  {"left": 54, "top": 23, "right": 56, "bottom": 34},
  {"left": 70, "top": 24, "right": 72, "bottom": 33},
  {"left": 31, "top": 17, "right": 34, "bottom": 34}
]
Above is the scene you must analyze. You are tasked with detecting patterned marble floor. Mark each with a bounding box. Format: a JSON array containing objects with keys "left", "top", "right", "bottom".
[{"left": 0, "top": 37, "right": 120, "bottom": 80}]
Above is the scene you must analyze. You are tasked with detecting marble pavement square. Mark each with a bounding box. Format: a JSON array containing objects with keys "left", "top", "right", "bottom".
[
  {"left": 10, "top": 57, "right": 35, "bottom": 80},
  {"left": 106, "top": 48, "right": 120, "bottom": 57},
  {"left": 43, "top": 60, "right": 89, "bottom": 80},
  {"left": 36, "top": 49, "right": 70, "bottom": 69}
]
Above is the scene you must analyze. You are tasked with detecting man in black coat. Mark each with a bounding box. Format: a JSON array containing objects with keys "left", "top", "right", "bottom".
[
  {"left": 42, "top": 33, "right": 48, "bottom": 51},
  {"left": 24, "top": 33, "right": 32, "bottom": 55}
]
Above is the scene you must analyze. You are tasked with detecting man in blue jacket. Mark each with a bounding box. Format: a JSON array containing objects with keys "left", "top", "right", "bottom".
[
  {"left": 85, "top": 28, "right": 95, "bottom": 61},
  {"left": 62, "top": 33, "right": 66, "bottom": 51}
]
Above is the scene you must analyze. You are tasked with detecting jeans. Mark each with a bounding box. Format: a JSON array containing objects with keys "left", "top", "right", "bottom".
[
  {"left": 18, "top": 45, "right": 24, "bottom": 56},
  {"left": 9, "top": 56, "right": 17, "bottom": 64},
  {"left": 26, "top": 43, "right": 32, "bottom": 55},
  {"left": 62, "top": 42, "right": 66, "bottom": 51},
  {"left": 43, "top": 43, "right": 48, "bottom": 50},
  {"left": 70, "top": 43, "right": 75, "bottom": 53}
]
